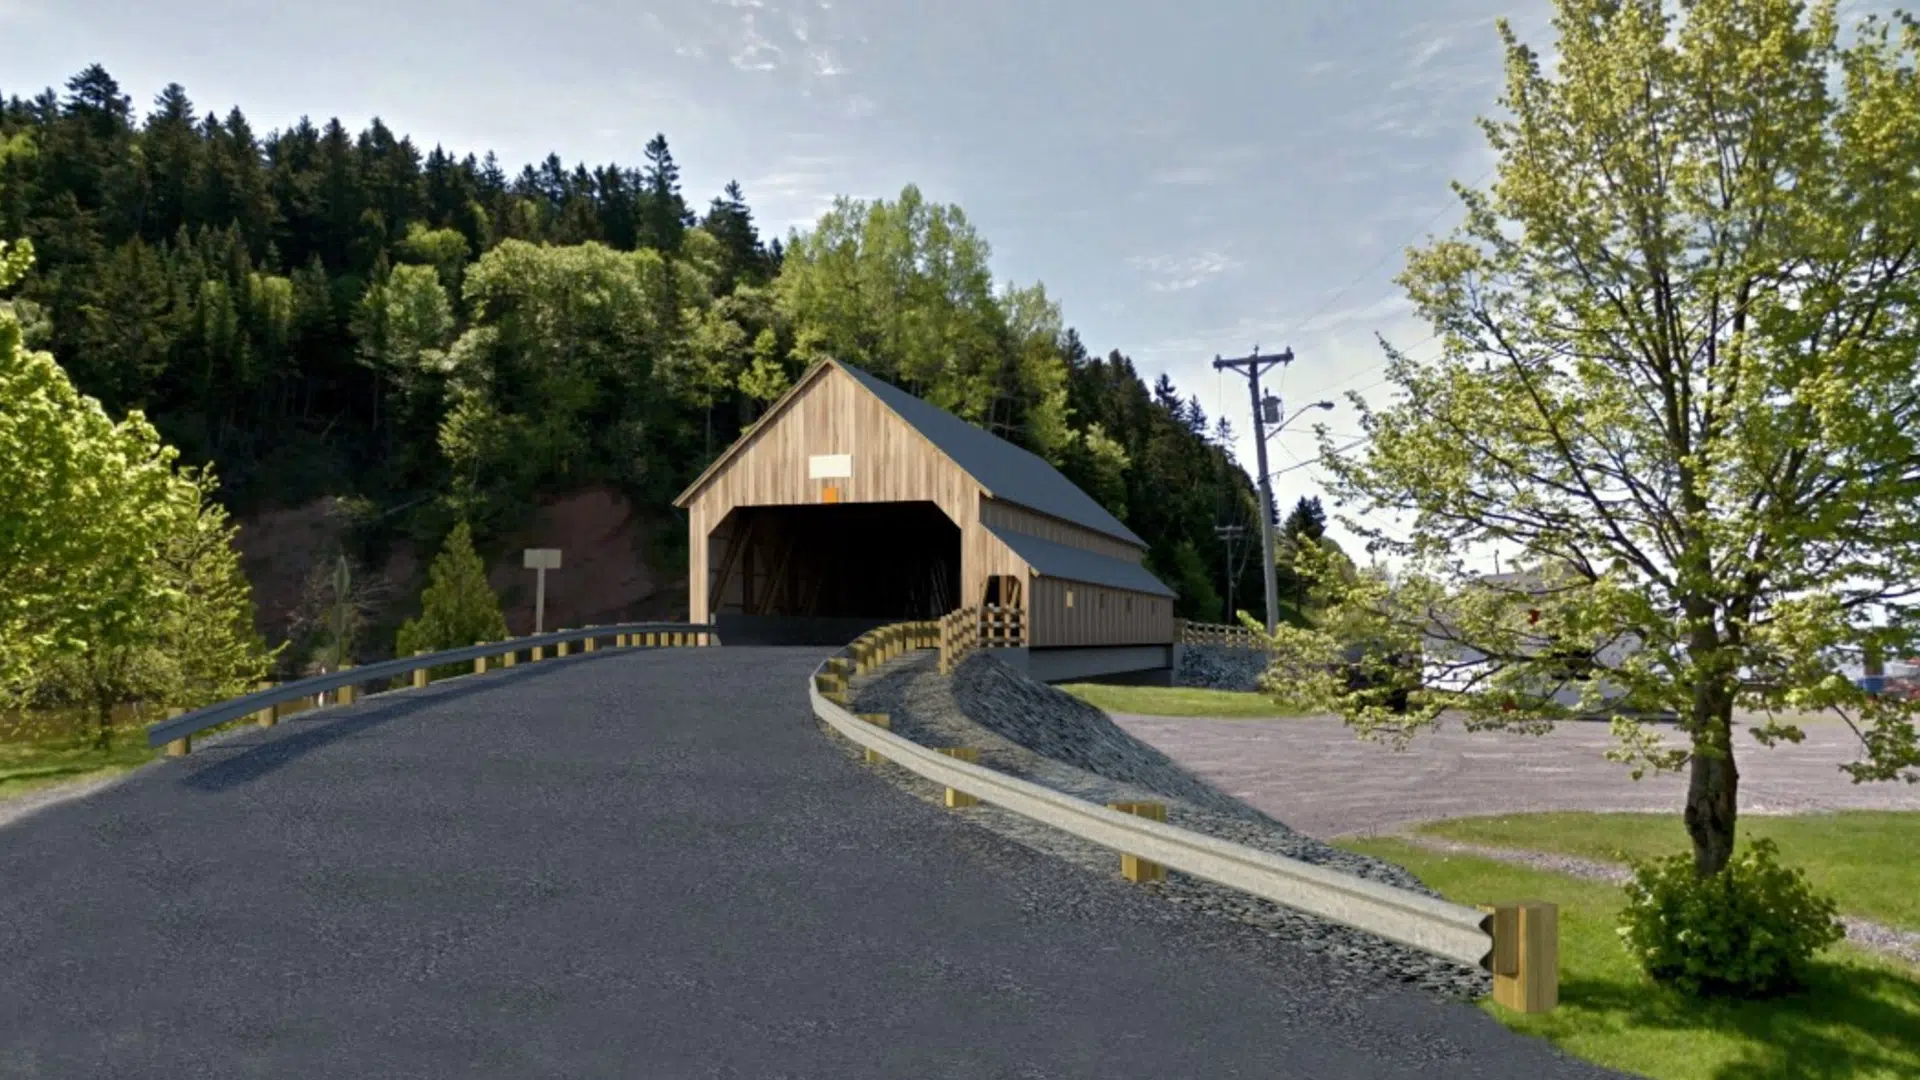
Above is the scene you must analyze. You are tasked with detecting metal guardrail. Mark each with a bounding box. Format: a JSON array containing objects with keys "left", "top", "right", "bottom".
[
  {"left": 146, "top": 622, "right": 717, "bottom": 750},
  {"left": 813, "top": 623, "right": 1561, "bottom": 1012}
]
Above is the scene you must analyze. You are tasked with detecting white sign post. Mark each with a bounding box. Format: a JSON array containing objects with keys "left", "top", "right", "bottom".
[{"left": 523, "top": 548, "right": 562, "bottom": 634}]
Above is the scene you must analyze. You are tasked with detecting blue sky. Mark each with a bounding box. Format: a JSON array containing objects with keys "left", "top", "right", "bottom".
[{"left": 0, "top": 0, "right": 1593, "bottom": 571}]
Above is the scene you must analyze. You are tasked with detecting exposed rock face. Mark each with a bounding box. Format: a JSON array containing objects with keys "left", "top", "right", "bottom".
[
  {"left": 1176, "top": 644, "right": 1269, "bottom": 691},
  {"left": 231, "top": 485, "right": 688, "bottom": 657}
]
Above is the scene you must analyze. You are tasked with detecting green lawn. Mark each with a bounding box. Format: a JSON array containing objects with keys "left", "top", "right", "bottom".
[
  {"left": 1057, "top": 682, "right": 1309, "bottom": 719},
  {"left": 1336, "top": 836, "right": 1920, "bottom": 1080},
  {"left": 0, "top": 728, "right": 159, "bottom": 801},
  {"left": 1413, "top": 811, "right": 1920, "bottom": 933}
]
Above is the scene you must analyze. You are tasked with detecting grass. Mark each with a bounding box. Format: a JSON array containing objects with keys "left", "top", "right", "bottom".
[
  {"left": 1412, "top": 811, "right": 1920, "bottom": 933},
  {"left": 1057, "top": 682, "right": 1311, "bottom": 719},
  {"left": 1336, "top": 835, "right": 1920, "bottom": 1080},
  {"left": 0, "top": 726, "right": 159, "bottom": 801}
]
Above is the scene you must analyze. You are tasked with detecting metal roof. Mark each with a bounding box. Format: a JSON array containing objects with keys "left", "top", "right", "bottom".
[
  {"left": 835, "top": 362, "right": 1147, "bottom": 548},
  {"left": 984, "top": 524, "right": 1176, "bottom": 598}
]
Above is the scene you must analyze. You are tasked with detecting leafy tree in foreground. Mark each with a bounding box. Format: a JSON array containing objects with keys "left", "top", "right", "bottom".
[
  {"left": 394, "top": 521, "right": 509, "bottom": 679},
  {"left": 1260, "top": 0, "right": 1920, "bottom": 880},
  {"left": 0, "top": 239, "right": 180, "bottom": 720}
]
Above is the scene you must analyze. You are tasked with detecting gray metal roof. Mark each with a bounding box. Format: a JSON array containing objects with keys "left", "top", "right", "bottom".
[
  {"left": 984, "top": 524, "right": 1177, "bottom": 598},
  {"left": 836, "top": 362, "right": 1147, "bottom": 547}
]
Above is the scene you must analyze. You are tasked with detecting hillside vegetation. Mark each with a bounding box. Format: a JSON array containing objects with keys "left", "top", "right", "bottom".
[{"left": 0, "top": 65, "right": 1331, "bottom": 688}]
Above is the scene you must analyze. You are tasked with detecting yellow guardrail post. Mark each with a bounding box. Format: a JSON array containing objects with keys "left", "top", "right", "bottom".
[
  {"left": 252, "top": 682, "right": 276, "bottom": 728},
  {"left": 163, "top": 706, "right": 190, "bottom": 756},
  {"left": 1107, "top": 802, "right": 1169, "bottom": 882},
  {"left": 474, "top": 642, "right": 489, "bottom": 675},
  {"left": 412, "top": 650, "right": 430, "bottom": 688},
  {"left": 556, "top": 630, "right": 570, "bottom": 658},
  {"left": 1479, "top": 901, "right": 1559, "bottom": 1014},
  {"left": 936, "top": 746, "right": 979, "bottom": 807},
  {"left": 857, "top": 713, "right": 890, "bottom": 764}
]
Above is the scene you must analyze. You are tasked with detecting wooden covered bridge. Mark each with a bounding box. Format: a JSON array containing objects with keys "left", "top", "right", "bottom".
[{"left": 673, "top": 358, "right": 1180, "bottom": 684}]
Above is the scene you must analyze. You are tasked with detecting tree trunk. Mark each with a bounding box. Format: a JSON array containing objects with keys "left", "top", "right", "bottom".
[{"left": 1683, "top": 693, "right": 1739, "bottom": 877}]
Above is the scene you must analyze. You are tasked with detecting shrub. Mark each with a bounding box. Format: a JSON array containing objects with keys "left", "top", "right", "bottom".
[
  {"left": 394, "top": 521, "right": 510, "bottom": 681},
  {"left": 1616, "top": 836, "right": 1845, "bottom": 998}
]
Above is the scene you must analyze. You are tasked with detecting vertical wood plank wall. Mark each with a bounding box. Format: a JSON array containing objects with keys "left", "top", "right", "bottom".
[
  {"left": 1027, "top": 576, "right": 1174, "bottom": 647},
  {"left": 687, "top": 365, "right": 985, "bottom": 623}
]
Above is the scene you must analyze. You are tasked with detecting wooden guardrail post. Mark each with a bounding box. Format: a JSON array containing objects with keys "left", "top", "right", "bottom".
[
  {"left": 584, "top": 628, "right": 598, "bottom": 653},
  {"left": 1479, "top": 901, "right": 1559, "bottom": 1013},
  {"left": 336, "top": 664, "right": 356, "bottom": 706},
  {"left": 856, "top": 713, "right": 890, "bottom": 765},
  {"left": 1107, "top": 801, "right": 1168, "bottom": 882},
  {"left": 164, "top": 707, "right": 190, "bottom": 757},
  {"left": 412, "top": 650, "right": 430, "bottom": 688},
  {"left": 502, "top": 646, "right": 517, "bottom": 667},
  {"left": 531, "top": 642, "right": 544, "bottom": 661},
  {"left": 252, "top": 682, "right": 276, "bottom": 728},
  {"left": 474, "top": 642, "right": 489, "bottom": 675},
  {"left": 556, "top": 630, "right": 570, "bottom": 658},
  {"left": 936, "top": 746, "right": 980, "bottom": 807}
]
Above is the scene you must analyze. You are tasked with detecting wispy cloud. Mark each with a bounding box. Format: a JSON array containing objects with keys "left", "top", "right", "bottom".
[{"left": 1128, "top": 251, "right": 1238, "bottom": 293}]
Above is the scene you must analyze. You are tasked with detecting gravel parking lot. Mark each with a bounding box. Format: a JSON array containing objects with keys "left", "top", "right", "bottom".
[{"left": 1110, "top": 710, "right": 1920, "bottom": 838}]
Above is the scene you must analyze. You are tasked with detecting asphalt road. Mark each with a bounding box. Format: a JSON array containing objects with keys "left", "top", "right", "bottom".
[
  {"left": 1111, "top": 711, "right": 1920, "bottom": 838},
  {"left": 0, "top": 647, "right": 1625, "bottom": 1079}
]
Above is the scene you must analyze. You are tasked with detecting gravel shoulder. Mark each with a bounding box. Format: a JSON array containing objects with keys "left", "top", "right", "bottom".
[{"left": 845, "top": 650, "right": 1497, "bottom": 1000}]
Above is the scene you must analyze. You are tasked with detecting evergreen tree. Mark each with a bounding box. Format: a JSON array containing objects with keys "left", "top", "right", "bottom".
[
  {"left": 1282, "top": 496, "right": 1326, "bottom": 541},
  {"left": 394, "top": 521, "right": 509, "bottom": 679},
  {"left": 639, "top": 133, "right": 690, "bottom": 252}
]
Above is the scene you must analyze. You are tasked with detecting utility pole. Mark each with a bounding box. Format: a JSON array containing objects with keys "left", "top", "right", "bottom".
[
  {"left": 1214, "top": 523, "right": 1245, "bottom": 620},
  {"left": 1213, "top": 346, "right": 1335, "bottom": 635}
]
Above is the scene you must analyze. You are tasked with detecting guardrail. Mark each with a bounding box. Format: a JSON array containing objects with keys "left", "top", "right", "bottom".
[
  {"left": 936, "top": 604, "right": 1025, "bottom": 674},
  {"left": 1174, "top": 618, "right": 1269, "bottom": 651},
  {"left": 145, "top": 621, "right": 718, "bottom": 754},
  {"left": 814, "top": 621, "right": 1559, "bottom": 1014}
]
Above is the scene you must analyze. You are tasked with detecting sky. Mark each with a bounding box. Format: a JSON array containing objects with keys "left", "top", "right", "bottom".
[{"left": 5, "top": 0, "right": 1881, "bottom": 585}]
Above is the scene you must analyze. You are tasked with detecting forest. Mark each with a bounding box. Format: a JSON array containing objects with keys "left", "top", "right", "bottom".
[{"left": 2, "top": 65, "right": 1339, "bottom": 687}]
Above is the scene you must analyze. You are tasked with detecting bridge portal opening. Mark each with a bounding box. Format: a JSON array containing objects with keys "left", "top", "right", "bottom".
[{"left": 704, "top": 501, "right": 961, "bottom": 646}]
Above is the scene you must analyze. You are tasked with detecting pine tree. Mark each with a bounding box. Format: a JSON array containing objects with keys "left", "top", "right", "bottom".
[
  {"left": 639, "top": 133, "right": 690, "bottom": 252},
  {"left": 394, "top": 521, "right": 508, "bottom": 679}
]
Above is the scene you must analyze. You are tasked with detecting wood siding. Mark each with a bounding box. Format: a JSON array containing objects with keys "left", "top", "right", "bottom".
[
  {"left": 687, "top": 365, "right": 983, "bottom": 622},
  {"left": 978, "top": 498, "right": 1141, "bottom": 563},
  {"left": 684, "top": 361, "right": 1173, "bottom": 648},
  {"left": 1027, "top": 576, "right": 1174, "bottom": 648}
]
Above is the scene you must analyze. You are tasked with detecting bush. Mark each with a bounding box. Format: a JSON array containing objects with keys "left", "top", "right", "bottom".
[
  {"left": 1616, "top": 836, "right": 1845, "bottom": 998},
  {"left": 394, "top": 521, "right": 510, "bottom": 680}
]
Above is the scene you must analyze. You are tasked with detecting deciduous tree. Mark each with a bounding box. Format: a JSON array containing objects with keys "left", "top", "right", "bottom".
[{"left": 1263, "top": 0, "right": 1920, "bottom": 877}]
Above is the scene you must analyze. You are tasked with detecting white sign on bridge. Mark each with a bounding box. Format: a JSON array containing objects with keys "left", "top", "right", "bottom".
[{"left": 523, "top": 548, "right": 562, "bottom": 570}]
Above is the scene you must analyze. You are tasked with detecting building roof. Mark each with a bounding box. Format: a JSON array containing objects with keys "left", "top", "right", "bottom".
[
  {"left": 675, "top": 358, "right": 1146, "bottom": 547},
  {"left": 985, "top": 523, "right": 1176, "bottom": 598},
  {"left": 832, "top": 362, "right": 1146, "bottom": 547}
]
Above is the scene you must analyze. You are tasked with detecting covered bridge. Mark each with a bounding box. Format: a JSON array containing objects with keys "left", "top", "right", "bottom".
[{"left": 673, "top": 358, "right": 1179, "bottom": 684}]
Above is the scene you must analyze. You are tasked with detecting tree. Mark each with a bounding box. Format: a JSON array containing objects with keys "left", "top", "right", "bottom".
[
  {"left": 393, "top": 521, "right": 508, "bottom": 678},
  {"left": 1282, "top": 496, "right": 1326, "bottom": 542},
  {"left": 1263, "top": 0, "right": 1920, "bottom": 878},
  {"left": 0, "top": 238, "right": 184, "bottom": 724}
]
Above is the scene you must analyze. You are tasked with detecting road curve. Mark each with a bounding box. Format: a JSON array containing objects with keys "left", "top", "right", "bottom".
[{"left": 0, "top": 647, "right": 1624, "bottom": 1079}]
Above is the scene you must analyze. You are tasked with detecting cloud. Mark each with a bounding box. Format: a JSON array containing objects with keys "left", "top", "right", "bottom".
[
  {"left": 1128, "top": 251, "right": 1238, "bottom": 293},
  {"left": 1149, "top": 165, "right": 1217, "bottom": 186}
]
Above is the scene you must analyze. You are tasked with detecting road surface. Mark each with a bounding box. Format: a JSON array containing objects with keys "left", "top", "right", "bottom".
[{"left": 0, "top": 647, "right": 1623, "bottom": 1078}]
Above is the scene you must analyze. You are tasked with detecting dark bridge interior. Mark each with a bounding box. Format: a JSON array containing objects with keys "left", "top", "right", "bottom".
[{"left": 708, "top": 502, "right": 961, "bottom": 646}]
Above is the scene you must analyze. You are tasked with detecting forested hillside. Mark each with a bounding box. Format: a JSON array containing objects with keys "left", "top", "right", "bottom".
[{"left": 2, "top": 65, "right": 1287, "bottom": 661}]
